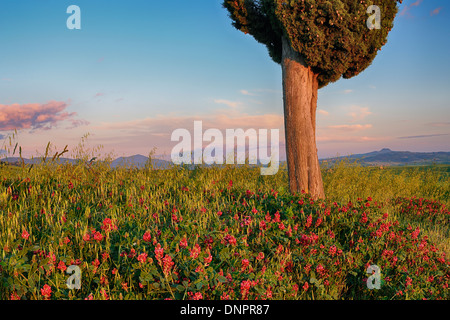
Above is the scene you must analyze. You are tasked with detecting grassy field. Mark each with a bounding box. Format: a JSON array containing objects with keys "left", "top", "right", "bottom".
[{"left": 0, "top": 153, "right": 448, "bottom": 300}]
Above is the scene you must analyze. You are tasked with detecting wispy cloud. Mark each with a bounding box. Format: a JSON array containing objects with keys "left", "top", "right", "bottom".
[
  {"left": 317, "top": 136, "right": 389, "bottom": 143},
  {"left": 347, "top": 106, "right": 372, "bottom": 122},
  {"left": 399, "top": 0, "right": 423, "bottom": 17},
  {"left": 342, "top": 89, "right": 353, "bottom": 94},
  {"left": 428, "top": 122, "right": 450, "bottom": 127},
  {"left": 240, "top": 90, "right": 256, "bottom": 96},
  {"left": 214, "top": 99, "right": 241, "bottom": 109},
  {"left": 0, "top": 101, "right": 87, "bottom": 131},
  {"left": 398, "top": 133, "right": 449, "bottom": 139},
  {"left": 430, "top": 7, "right": 442, "bottom": 16},
  {"left": 327, "top": 124, "right": 373, "bottom": 132},
  {"left": 318, "top": 109, "right": 329, "bottom": 116},
  {"left": 94, "top": 92, "right": 105, "bottom": 98}
]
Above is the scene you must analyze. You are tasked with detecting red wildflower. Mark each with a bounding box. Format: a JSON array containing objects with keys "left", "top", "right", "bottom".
[
  {"left": 57, "top": 260, "right": 67, "bottom": 272},
  {"left": 41, "top": 284, "right": 52, "bottom": 299},
  {"left": 305, "top": 214, "right": 312, "bottom": 228},
  {"left": 21, "top": 230, "right": 30, "bottom": 240},
  {"left": 143, "top": 231, "right": 152, "bottom": 243},
  {"left": 241, "top": 259, "right": 250, "bottom": 271},
  {"left": 162, "top": 254, "right": 174, "bottom": 275},
  {"left": 303, "top": 282, "right": 309, "bottom": 291},
  {"left": 137, "top": 252, "right": 148, "bottom": 263},
  {"left": 10, "top": 291, "right": 20, "bottom": 300},
  {"left": 179, "top": 237, "right": 188, "bottom": 248},
  {"left": 155, "top": 243, "right": 164, "bottom": 262},
  {"left": 93, "top": 232, "right": 103, "bottom": 242},
  {"left": 190, "top": 244, "right": 201, "bottom": 259}
]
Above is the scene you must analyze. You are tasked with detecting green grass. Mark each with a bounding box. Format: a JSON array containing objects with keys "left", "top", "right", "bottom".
[{"left": 0, "top": 156, "right": 448, "bottom": 300}]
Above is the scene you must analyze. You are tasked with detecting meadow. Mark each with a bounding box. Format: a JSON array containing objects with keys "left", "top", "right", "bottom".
[{"left": 0, "top": 146, "right": 449, "bottom": 300}]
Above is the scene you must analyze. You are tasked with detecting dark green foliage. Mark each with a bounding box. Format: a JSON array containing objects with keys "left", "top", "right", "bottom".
[{"left": 223, "top": 0, "right": 402, "bottom": 88}]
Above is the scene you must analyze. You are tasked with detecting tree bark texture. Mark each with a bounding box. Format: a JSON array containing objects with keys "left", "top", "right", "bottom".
[{"left": 281, "top": 37, "right": 325, "bottom": 199}]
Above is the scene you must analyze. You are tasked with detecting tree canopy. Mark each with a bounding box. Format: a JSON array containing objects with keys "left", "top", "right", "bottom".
[{"left": 223, "top": 0, "right": 403, "bottom": 88}]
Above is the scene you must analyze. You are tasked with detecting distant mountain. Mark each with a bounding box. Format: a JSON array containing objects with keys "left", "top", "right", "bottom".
[
  {"left": 111, "top": 155, "right": 171, "bottom": 169},
  {"left": 0, "top": 155, "right": 172, "bottom": 169},
  {"left": 321, "top": 148, "right": 450, "bottom": 166},
  {"left": 2, "top": 149, "right": 449, "bottom": 169}
]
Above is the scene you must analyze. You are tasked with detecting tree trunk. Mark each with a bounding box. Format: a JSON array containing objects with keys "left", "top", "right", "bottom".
[{"left": 281, "top": 37, "right": 325, "bottom": 199}]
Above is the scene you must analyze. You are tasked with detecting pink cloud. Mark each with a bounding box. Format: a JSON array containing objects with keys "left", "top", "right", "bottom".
[
  {"left": 0, "top": 101, "right": 86, "bottom": 131},
  {"left": 430, "top": 7, "right": 442, "bottom": 16},
  {"left": 400, "top": 0, "right": 423, "bottom": 17},
  {"left": 327, "top": 124, "right": 373, "bottom": 132}
]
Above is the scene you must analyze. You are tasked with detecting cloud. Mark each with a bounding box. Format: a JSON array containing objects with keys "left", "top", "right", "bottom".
[
  {"left": 398, "top": 133, "right": 449, "bottom": 139},
  {"left": 0, "top": 101, "right": 86, "bottom": 131},
  {"left": 327, "top": 124, "right": 373, "bottom": 132},
  {"left": 317, "top": 136, "right": 389, "bottom": 143},
  {"left": 1, "top": 78, "right": 12, "bottom": 82},
  {"left": 318, "top": 110, "right": 329, "bottom": 116},
  {"left": 91, "top": 109, "right": 285, "bottom": 157},
  {"left": 430, "top": 7, "right": 442, "bottom": 16},
  {"left": 399, "top": 0, "right": 423, "bottom": 17},
  {"left": 342, "top": 89, "right": 353, "bottom": 94},
  {"left": 240, "top": 90, "right": 255, "bottom": 96},
  {"left": 94, "top": 93, "right": 105, "bottom": 98},
  {"left": 214, "top": 99, "right": 241, "bottom": 109},
  {"left": 347, "top": 106, "right": 372, "bottom": 122},
  {"left": 428, "top": 122, "right": 450, "bottom": 127},
  {"left": 66, "top": 119, "right": 90, "bottom": 129}
]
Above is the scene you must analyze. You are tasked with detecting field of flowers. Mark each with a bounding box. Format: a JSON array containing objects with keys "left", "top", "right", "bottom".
[{"left": 0, "top": 156, "right": 449, "bottom": 300}]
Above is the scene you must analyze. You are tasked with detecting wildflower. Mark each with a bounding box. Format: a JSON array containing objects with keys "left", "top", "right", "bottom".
[
  {"left": 204, "top": 251, "right": 212, "bottom": 266},
  {"left": 411, "top": 227, "right": 420, "bottom": 240},
  {"left": 143, "top": 231, "right": 152, "bottom": 243},
  {"left": 179, "top": 237, "right": 188, "bottom": 248},
  {"left": 57, "top": 260, "right": 67, "bottom": 272},
  {"left": 241, "top": 259, "right": 250, "bottom": 271},
  {"left": 190, "top": 244, "right": 201, "bottom": 259},
  {"left": 405, "top": 276, "right": 412, "bottom": 287},
  {"left": 305, "top": 214, "right": 312, "bottom": 228},
  {"left": 266, "top": 286, "right": 273, "bottom": 299},
  {"left": 259, "top": 220, "right": 267, "bottom": 231},
  {"left": 92, "top": 259, "right": 100, "bottom": 268},
  {"left": 163, "top": 254, "right": 174, "bottom": 274},
  {"left": 240, "top": 280, "right": 252, "bottom": 298},
  {"left": 82, "top": 233, "right": 90, "bottom": 242},
  {"left": 101, "top": 289, "right": 109, "bottom": 300},
  {"left": 256, "top": 252, "right": 265, "bottom": 260},
  {"left": 329, "top": 246, "right": 337, "bottom": 257},
  {"left": 10, "top": 291, "right": 20, "bottom": 300},
  {"left": 360, "top": 212, "right": 368, "bottom": 223},
  {"left": 93, "top": 232, "right": 103, "bottom": 242},
  {"left": 155, "top": 244, "right": 164, "bottom": 261},
  {"left": 41, "top": 284, "right": 52, "bottom": 299},
  {"left": 315, "top": 217, "right": 323, "bottom": 227},
  {"left": 191, "top": 292, "right": 203, "bottom": 300},
  {"left": 21, "top": 230, "right": 30, "bottom": 240},
  {"left": 137, "top": 252, "right": 148, "bottom": 263},
  {"left": 302, "top": 282, "right": 309, "bottom": 291},
  {"left": 221, "top": 292, "right": 231, "bottom": 300},
  {"left": 102, "top": 252, "right": 110, "bottom": 261},
  {"left": 101, "top": 218, "right": 117, "bottom": 233},
  {"left": 85, "top": 294, "right": 94, "bottom": 300}
]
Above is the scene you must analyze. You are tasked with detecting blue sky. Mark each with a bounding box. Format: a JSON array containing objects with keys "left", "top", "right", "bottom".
[{"left": 0, "top": 0, "right": 449, "bottom": 159}]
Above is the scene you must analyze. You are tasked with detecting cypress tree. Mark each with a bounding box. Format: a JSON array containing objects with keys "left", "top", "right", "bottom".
[{"left": 223, "top": 0, "right": 403, "bottom": 198}]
